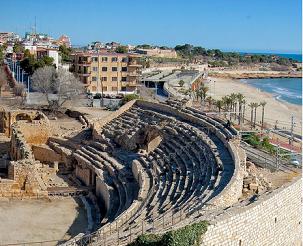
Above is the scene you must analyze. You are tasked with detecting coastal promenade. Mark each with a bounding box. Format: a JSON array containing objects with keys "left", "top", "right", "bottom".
[{"left": 208, "top": 77, "right": 302, "bottom": 136}]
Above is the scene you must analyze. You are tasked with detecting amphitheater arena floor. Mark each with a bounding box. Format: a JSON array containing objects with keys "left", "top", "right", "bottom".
[{"left": 0, "top": 197, "right": 87, "bottom": 245}]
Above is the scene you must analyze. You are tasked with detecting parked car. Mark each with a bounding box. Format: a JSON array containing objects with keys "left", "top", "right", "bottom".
[{"left": 289, "top": 154, "right": 300, "bottom": 166}]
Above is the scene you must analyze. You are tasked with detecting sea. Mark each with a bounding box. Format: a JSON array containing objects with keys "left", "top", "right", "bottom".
[
  {"left": 241, "top": 78, "right": 302, "bottom": 105},
  {"left": 275, "top": 53, "right": 302, "bottom": 62},
  {"left": 238, "top": 52, "right": 302, "bottom": 105},
  {"left": 239, "top": 52, "right": 302, "bottom": 62}
]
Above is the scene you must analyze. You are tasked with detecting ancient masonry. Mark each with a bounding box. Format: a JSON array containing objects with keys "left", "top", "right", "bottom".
[{"left": 0, "top": 101, "right": 301, "bottom": 245}]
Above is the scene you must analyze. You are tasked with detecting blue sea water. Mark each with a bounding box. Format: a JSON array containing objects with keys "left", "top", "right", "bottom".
[
  {"left": 275, "top": 53, "right": 302, "bottom": 62},
  {"left": 239, "top": 52, "right": 302, "bottom": 62},
  {"left": 241, "top": 78, "right": 302, "bottom": 105}
]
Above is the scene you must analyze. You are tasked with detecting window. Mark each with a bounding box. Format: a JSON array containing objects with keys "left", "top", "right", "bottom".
[
  {"left": 121, "top": 87, "right": 126, "bottom": 91},
  {"left": 112, "top": 77, "right": 118, "bottom": 82},
  {"left": 111, "top": 57, "right": 118, "bottom": 62},
  {"left": 92, "top": 86, "right": 97, "bottom": 92},
  {"left": 122, "top": 57, "right": 128, "bottom": 63},
  {"left": 122, "top": 67, "right": 127, "bottom": 72},
  {"left": 92, "top": 57, "right": 98, "bottom": 62},
  {"left": 92, "top": 67, "right": 98, "bottom": 71},
  {"left": 122, "top": 77, "right": 127, "bottom": 82},
  {"left": 101, "top": 77, "right": 107, "bottom": 81},
  {"left": 102, "top": 57, "right": 108, "bottom": 62},
  {"left": 102, "top": 86, "right": 107, "bottom": 92},
  {"left": 112, "top": 67, "right": 118, "bottom": 72},
  {"left": 92, "top": 76, "right": 97, "bottom": 81},
  {"left": 102, "top": 67, "right": 107, "bottom": 71},
  {"left": 112, "top": 86, "right": 118, "bottom": 91}
]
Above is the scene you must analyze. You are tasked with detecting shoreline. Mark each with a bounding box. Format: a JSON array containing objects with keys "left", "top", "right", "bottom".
[
  {"left": 208, "top": 77, "right": 302, "bottom": 135},
  {"left": 209, "top": 71, "right": 302, "bottom": 79}
]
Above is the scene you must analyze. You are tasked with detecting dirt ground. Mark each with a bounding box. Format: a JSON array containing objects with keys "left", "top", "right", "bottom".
[{"left": 0, "top": 197, "right": 87, "bottom": 245}]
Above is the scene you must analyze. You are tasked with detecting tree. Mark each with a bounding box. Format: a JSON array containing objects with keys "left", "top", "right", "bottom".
[
  {"left": 248, "top": 102, "right": 254, "bottom": 128},
  {"left": 0, "top": 46, "right": 4, "bottom": 64},
  {"left": 20, "top": 55, "right": 54, "bottom": 75},
  {"left": 13, "top": 43, "right": 24, "bottom": 53},
  {"left": 116, "top": 46, "right": 128, "bottom": 53},
  {"left": 178, "top": 80, "right": 185, "bottom": 87},
  {"left": 229, "top": 93, "right": 237, "bottom": 120},
  {"left": 59, "top": 45, "right": 72, "bottom": 62},
  {"left": 0, "top": 66, "right": 7, "bottom": 97},
  {"left": 216, "top": 100, "right": 223, "bottom": 114},
  {"left": 236, "top": 93, "right": 245, "bottom": 125},
  {"left": 136, "top": 44, "right": 152, "bottom": 49},
  {"left": 23, "top": 49, "right": 31, "bottom": 58},
  {"left": 32, "top": 66, "right": 84, "bottom": 109},
  {"left": 242, "top": 99, "right": 246, "bottom": 123},
  {"left": 222, "top": 96, "right": 232, "bottom": 120},
  {"left": 53, "top": 69, "right": 84, "bottom": 108},
  {"left": 260, "top": 101, "right": 267, "bottom": 129},
  {"left": 252, "top": 102, "right": 260, "bottom": 128},
  {"left": 206, "top": 96, "right": 213, "bottom": 110}
]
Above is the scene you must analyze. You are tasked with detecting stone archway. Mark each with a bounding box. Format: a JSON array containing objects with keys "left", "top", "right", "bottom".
[{"left": 15, "top": 113, "right": 32, "bottom": 122}]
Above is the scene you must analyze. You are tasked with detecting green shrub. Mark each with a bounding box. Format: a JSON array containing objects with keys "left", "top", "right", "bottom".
[
  {"left": 121, "top": 94, "right": 139, "bottom": 105},
  {"left": 129, "top": 221, "right": 208, "bottom": 246},
  {"left": 244, "top": 133, "right": 260, "bottom": 148}
]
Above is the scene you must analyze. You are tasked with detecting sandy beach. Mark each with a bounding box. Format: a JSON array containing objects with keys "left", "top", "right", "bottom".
[{"left": 208, "top": 77, "right": 302, "bottom": 135}]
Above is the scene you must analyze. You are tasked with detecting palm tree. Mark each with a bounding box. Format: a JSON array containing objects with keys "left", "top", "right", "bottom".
[
  {"left": 260, "top": 101, "right": 267, "bottom": 129},
  {"left": 222, "top": 96, "right": 232, "bottom": 119},
  {"left": 253, "top": 102, "right": 260, "bottom": 128},
  {"left": 236, "top": 93, "right": 245, "bottom": 125},
  {"left": 216, "top": 100, "right": 223, "bottom": 114},
  {"left": 195, "top": 88, "right": 200, "bottom": 102},
  {"left": 248, "top": 102, "right": 254, "bottom": 128},
  {"left": 226, "top": 96, "right": 233, "bottom": 120},
  {"left": 242, "top": 99, "right": 246, "bottom": 123},
  {"left": 230, "top": 93, "right": 238, "bottom": 120},
  {"left": 199, "top": 84, "right": 209, "bottom": 110},
  {"left": 201, "top": 85, "right": 209, "bottom": 100},
  {"left": 206, "top": 96, "right": 213, "bottom": 110}
]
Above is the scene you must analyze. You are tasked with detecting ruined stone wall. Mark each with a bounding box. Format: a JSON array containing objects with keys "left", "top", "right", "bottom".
[
  {"left": 17, "top": 121, "right": 51, "bottom": 145},
  {"left": 10, "top": 124, "right": 34, "bottom": 161},
  {"left": 32, "top": 144, "right": 61, "bottom": 163},
  {"left": 8, "top": 160, "right": 48, "bottom": 196},
  {"left": 2, "top": 119, "right": 50, "bottom": 198},
  {"left": 201, "top": 177, "right": 302, "bottom": 246},
  {"left": 0, "top": 109, "right": 48, "bottom": 137}
]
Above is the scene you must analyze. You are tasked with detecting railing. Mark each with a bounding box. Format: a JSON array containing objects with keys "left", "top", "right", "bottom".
[
  {"left": 78, "top": 71, "right": 91, "bottom": 76},
  {"left": 128, "top": 72, "right": 140, "bottom": 77},
  {"left": 128, "top": 61, "right": 141, "bottom": 66},
  {"left": 78, "top": 60, "right": 92, "bottom": 65},
  {"left": 63, "top": 206, "right": 209, "bottom": 246}
]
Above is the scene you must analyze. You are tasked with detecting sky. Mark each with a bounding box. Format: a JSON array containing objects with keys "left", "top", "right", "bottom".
[{"left": 0, "top": 0, "right": 301, "bottom": 53}]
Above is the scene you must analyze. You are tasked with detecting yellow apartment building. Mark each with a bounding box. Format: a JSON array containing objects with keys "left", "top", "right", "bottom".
[{"left": 71, "top": 52, "right": 142, "bottom": 94}]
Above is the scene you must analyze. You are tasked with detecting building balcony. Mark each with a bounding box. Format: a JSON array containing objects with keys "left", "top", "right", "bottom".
[
  {"left": 78, "top": 60, "right": 91, "bottom": 65},
  {"left": 127, "top": 72, "right": 141, "bottom": 77},
  {"left": 78, "top": 71, "right": 91, "bottom": 77},
  {"left": 122, "top": 81, "right": 138, "bottom": 87},
  {"left": 128, "top": 61, "right": 142, "bottom": 67}
]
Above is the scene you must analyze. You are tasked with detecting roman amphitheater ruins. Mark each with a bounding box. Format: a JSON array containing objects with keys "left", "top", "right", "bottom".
[{"left": 0, "top": 99, "right": 301, "bottom": 246}]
